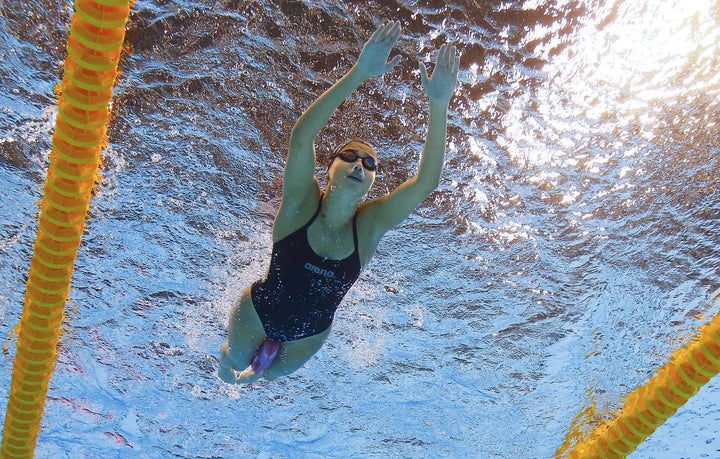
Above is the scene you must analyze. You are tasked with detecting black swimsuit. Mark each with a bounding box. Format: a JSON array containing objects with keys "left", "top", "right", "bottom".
[{"left": 251, "top": 198, "right": 362, "bottom": 342}]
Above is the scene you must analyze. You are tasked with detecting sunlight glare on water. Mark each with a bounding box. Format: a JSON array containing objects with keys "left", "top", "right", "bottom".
[
  {"left": 575, "top": 0, "right": 717, "bottom": 95},
  {"left": 502, "top": 0, "right": 720, "bottom": 168}
]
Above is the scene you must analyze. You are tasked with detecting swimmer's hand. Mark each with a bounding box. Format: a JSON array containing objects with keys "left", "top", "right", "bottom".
[
  {"left": 354, "top": 21, "right": 402, "bottom": 79},
  {"left": 420, "top": 43, "right": 460, "bottom": 107}
]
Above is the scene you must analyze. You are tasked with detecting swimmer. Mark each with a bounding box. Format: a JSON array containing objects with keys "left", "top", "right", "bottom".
[{"left": 218, "top": 21, "right": 460, "bottom": 383}]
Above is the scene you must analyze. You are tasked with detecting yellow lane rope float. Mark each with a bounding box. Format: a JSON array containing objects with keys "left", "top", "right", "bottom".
[
  {"left": 1, "top": 0, "right": 131, "bottom": 457},
  {"left": 559, "top": 307, "right": 720, "bottom": 458}
]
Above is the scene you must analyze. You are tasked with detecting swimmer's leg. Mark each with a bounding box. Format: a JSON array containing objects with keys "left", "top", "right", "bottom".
[
  {"left": 218, "top": 343, "right": 263, "bottom": 384},
  {"left": 218, "top": 289, "right": 267, "bottom": 384},
  {"left": 262, "top": 328, "right": 331, "bottom": 380},
  {"left": 218, "top": 343, "right": 235, "bottom": 382},
  {"left": 218, "top": 290, "right": 332, "bottom": 382},
  {"left": 228, "top": 339, "right": 282, "bottom": 383},
  {"left": 222, "top": 335, "right": 327, "bottom": 382}
]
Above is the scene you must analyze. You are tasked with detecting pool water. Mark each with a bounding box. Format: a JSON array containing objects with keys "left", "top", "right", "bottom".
[{"left": 1, "top": 0, "right": 719, "bottom": 457}]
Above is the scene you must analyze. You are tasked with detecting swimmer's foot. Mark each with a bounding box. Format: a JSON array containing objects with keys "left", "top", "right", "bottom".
[{"left": 250, "top": 339, "right": 281, "bottom": 374}]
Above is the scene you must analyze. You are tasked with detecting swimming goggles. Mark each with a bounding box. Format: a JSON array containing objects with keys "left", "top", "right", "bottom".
[{"left": 334, "top": 149, "right": 378, "bottom": 172}]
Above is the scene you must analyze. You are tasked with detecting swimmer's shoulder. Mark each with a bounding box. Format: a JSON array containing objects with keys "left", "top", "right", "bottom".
[
  {"left": 355, "top": 200, "right": 391, "bottom": 265},
  {"left": 273, "top": 181, "right": 321, "bottom": 241}
]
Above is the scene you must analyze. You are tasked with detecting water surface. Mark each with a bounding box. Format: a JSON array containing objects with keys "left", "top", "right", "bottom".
[{"left": 1, "top": 0, "right": 719, "bottom": 457}]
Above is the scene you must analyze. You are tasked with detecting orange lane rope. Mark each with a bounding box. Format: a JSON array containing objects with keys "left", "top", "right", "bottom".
[
  {"left": 559, "top": 305, "right": 720, "bottom": 458},
  {"left": 1, "top": 0, "right": 131, "bottom": 457}
]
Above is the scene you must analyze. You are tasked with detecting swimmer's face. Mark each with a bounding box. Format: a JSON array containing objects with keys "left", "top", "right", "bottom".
[{"left": 327, "top": 141, "right": 377, "bottom": 194}]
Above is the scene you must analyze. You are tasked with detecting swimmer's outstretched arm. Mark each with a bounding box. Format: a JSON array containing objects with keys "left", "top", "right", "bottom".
[
  {"left": 363, "top": 43, "right": 460, "bottom": 235},
  {"left": 282, "top": 22, "right": 402, "bottom": 202}
]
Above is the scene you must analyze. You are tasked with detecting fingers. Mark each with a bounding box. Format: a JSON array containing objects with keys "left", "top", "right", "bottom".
[
  {"left": 437, "top": 43, "right": 459, "bottom": 72},
  {"left": 369, "top": 22, "right": 385, "bottom": 41},
  {"left": 438, "top": 43, "right": 449, "bottom": 65},
  {"left": 373, "top": 22, "right": 458, "bottom": 73},
  {"left": 387, "top": 54, "right": 403, "bottom": 72},
  {"left": 369, "top": 21, "right": 401, "bottom": 48},
  {"left": 373, "top": 20, "right": 401, "bottom": 45},
  {"left": 418, "top": 62, "right": 429, "bottom": 85},
  {"left": 374, "top": 21, "right": 402, "bottom": 70},
  {"left": 422, "top": 44, "right": 460, "bottom": 80}
]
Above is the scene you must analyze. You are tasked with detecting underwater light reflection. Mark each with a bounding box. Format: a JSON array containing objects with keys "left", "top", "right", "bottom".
[{"left": 494, "top": 0, "right": 719, "bottom": 168}]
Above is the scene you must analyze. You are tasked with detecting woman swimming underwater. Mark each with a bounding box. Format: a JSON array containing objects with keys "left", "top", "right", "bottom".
[{"left": 218, "top": 21, "right": 459, "bottom": 383}]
